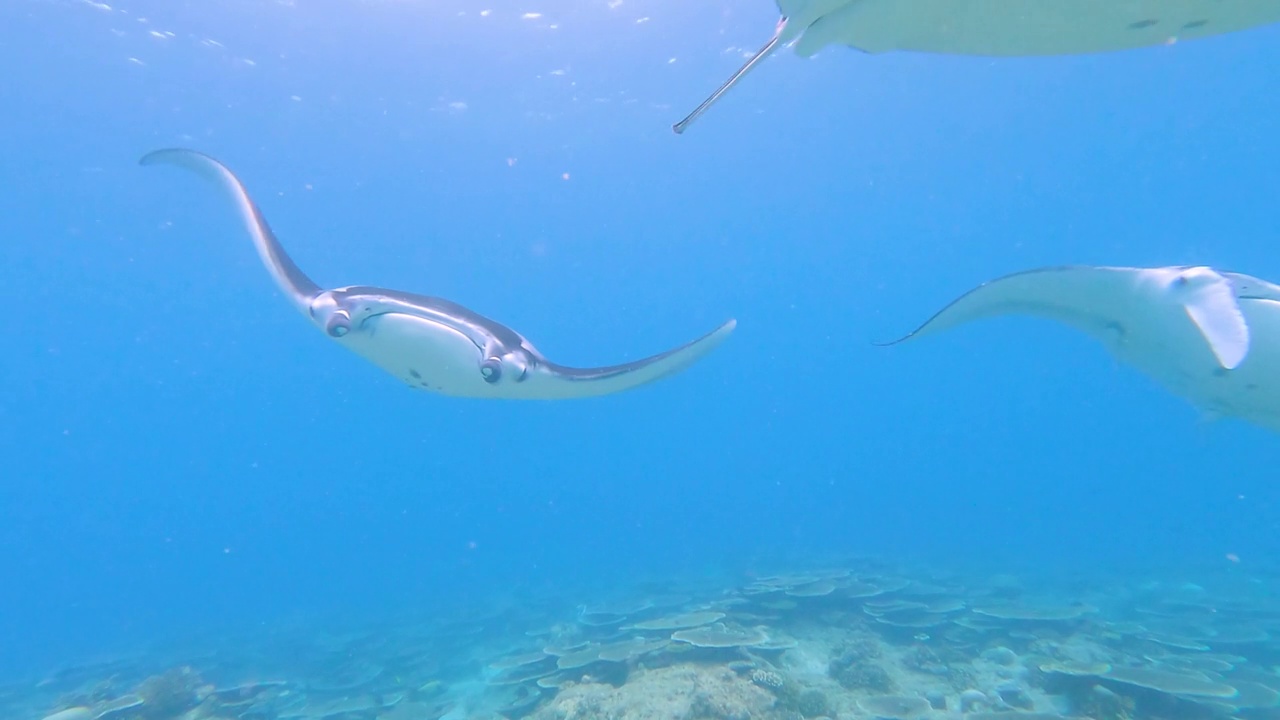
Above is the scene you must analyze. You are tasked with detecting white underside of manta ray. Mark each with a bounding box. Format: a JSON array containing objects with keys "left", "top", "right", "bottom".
[
  {"left": 141, "top": 149, "right": 735, "bottom": 400},
  {"left": 674, "top": 0, "right": 1280, "bottom": 133},
  {"left": 884, "top": 265, "right": 1280, "bottom": 432}
]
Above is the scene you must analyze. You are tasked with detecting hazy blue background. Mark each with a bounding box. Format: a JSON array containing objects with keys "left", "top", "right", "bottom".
[{"left": 3, "top": 0, "right": 1279, "bottom": 677}]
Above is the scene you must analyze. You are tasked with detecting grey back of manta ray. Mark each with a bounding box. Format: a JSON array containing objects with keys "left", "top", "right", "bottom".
[
  {"left": 785, "top": 0, "right": 1280, "bottom": 57},
  {"left": 674, "top": 0, "right": 1280, "bottom": 132}
]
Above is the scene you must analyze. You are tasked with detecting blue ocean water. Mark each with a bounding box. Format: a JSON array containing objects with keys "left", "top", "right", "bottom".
[{"left": 3, "top": 0, "right": 1280, "bottom": 700}]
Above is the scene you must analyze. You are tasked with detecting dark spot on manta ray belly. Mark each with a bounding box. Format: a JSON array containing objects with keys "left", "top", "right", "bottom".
[
  {"left": 1182, "top": 19, "right": 1208, "bottom": 30},
  {"left": 402, "top": 368, "right": 435, "bottom": 390},
  {"left": 1128, "top": 18, "right": 1158, "bottom": 30}
]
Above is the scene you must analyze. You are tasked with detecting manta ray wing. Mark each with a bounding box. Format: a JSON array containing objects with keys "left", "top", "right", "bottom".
[
  {"left": 883, "top": 266, "right": 1152, "bottom": 347},
  {"left": 521, "top": 319, "right": 737, "bottom": 400},
  {"left": 1221, "top": 271, "right": 1280, "bottom": 302},
  {"left": 140, "top": 148, "right": 321, "bottom": 316}
]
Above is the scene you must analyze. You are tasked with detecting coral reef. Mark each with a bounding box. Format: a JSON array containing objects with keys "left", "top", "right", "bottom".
[
  {"left": 828, "top": 635, "right": 896, "bottom": 692},
  {"left": 750, "top": 669, "right": 785, "bottom": 690},
  {"left": 133, "top": 667, "right": 202, "bottom": 719},
  {"left": 830, "top": 662, "right": 895, "bottom": 693},
  {"left": 23, "top": 561, "right": 1280, "bottom": 720},
  {"left": 528, "top": 664, "right": 773, "bottom": 720},
  {"left": 795, "top": 688, "right": 828, "bottom": 717}
]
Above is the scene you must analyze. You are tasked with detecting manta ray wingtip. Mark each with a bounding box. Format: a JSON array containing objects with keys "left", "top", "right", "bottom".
[
  {"left": 695, "top": 318, "right": 736, "bottom": 339},
  {"left": 139, "top": 147, "right": 185, "bottom": 166},
  {"left": 872, "top": 325, "right": 922, "bottom": 347},
  {"left": 686, "top": 317, "right": 736, "bottom": 353}
]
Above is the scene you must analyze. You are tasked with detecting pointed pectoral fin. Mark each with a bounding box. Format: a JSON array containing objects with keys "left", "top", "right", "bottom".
[
  {"left": 1182, "top": 279, "right": 1250, "bottom": 370},
  {"left": 140, "top": 148, "right": 321, "bottom": 317},
  {"left": 521, "top": 319, "right": 736, "bottom": 399},
  {"left": 878, "top": 266, "right": 1146, "bottom": 346}
]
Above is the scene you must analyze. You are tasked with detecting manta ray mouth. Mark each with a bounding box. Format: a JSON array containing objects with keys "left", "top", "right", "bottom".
[
  {"left": 359, "top": 311, "right": 488, "bottom": 354},
  {"left": 358, "top": 310, "right": 395, "bottom": 328}
]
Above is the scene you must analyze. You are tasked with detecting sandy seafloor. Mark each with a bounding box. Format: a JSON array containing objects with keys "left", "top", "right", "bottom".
[{"left": 13, "top": 559, "right": 1280, "bottom": 720}]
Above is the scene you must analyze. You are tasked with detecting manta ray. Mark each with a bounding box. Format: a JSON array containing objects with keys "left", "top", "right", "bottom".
[
  {"left": 883, "top": 265, "right": 1280, "bottom": 431},
  {"left": 141, "top": 149, "right": 735, "bottom": 400},
  {"left": 674, "top": 0, "right": 1280, "bottom": 133}
]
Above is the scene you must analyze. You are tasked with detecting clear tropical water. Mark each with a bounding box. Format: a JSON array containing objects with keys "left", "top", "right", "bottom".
[{"left": 4, "top": 1, "right": 1280, "bottom": 718}]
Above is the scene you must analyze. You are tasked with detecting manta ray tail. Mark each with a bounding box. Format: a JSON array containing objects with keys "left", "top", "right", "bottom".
[
  {"left": 673, "top": 17, "right": 789, "bottom": 134},
  {"left": 535, "top": 319, "right": 737, "bottom": 399},
  {"left": 140, "top": 148, "right": 322, "bottom": 316}
]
